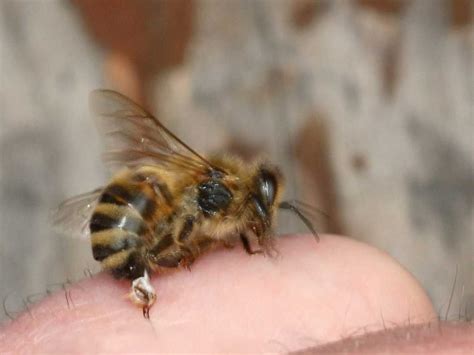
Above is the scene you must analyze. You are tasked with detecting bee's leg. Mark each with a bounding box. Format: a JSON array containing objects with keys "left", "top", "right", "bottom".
[
  {"left": 240, "top": 233, "right": 263, "bottom": 255},
  {"left": 179, "top": 246, "right": 196, "bottom": 271},
  {"left": 174, "top": 215, "right": 197, "bottom": 271},
  {"left": 128, "top": 270, "right": 156, "bottom": 319},
  {"left": 149, "top": 251, "right": 183, "bottom": 268},
  {"left": 177, "top": 215, "right": 195, "bottom": 242}
]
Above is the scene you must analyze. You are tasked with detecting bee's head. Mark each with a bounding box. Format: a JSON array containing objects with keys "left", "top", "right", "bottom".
[
  {"left": 250, "top": 163, "right": 320, "bottom": 244},
  {"left": 250, "top": 164, "right": 283, "bottom": 235}
]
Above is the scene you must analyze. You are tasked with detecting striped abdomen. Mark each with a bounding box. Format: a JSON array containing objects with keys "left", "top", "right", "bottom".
[{"left": 90, "top": 173, "right": 171, "bottom": 280}]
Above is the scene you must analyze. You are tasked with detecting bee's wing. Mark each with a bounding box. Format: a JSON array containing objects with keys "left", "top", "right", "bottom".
[
  {"left": 90, "top": 89, "right": 222, "bottom": 176},
  {"left": 51, "top": 188, "right": 102, "bottom": 239}
]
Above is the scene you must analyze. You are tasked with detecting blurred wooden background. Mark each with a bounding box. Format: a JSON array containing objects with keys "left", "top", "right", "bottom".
[{"left": 0, "top": 0, "right": 472, "bottom": 322}]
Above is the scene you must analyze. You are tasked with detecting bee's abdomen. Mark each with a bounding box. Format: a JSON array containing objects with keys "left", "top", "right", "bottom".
[
  {"left": 90, "top": 203, "right": 147, "bottom": 273},
  {"left": 89, "top": 176, "right": 172, "bottom": 280}
]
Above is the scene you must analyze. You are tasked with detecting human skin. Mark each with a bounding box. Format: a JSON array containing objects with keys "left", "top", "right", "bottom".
[{"left": 1, "top": 234, "right": 470, "bottom": 353}]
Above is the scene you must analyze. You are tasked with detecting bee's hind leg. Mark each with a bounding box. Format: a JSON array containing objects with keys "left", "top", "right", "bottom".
[{"left": 128, "top": 270, "right": 156, "bottom": 319}]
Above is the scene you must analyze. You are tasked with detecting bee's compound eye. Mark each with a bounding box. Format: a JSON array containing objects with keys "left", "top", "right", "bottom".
[
  {"left": 259, "top": 170, "right": 277, "bottom": 205},
  {"left": 252, "top": 195, "right": 268, "bottom": 222}
]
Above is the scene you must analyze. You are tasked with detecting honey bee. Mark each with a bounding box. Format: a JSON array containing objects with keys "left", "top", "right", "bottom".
[{"left": 53, "top": 90, "right": 318, "bottom": 318}]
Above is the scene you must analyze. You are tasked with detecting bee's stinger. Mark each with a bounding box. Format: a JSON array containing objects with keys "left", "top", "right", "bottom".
[{"left": 129, "top": 270, "right": 156, "bottom": 318}]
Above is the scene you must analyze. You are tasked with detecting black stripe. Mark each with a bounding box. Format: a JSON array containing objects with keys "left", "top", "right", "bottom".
[
  {"left": 92, "top": 234, "right": 140, "bottom": 261},
  {"left": 92, "top": 244, "right": 114, "bottom": 261},
  {"left": 90, "top": 212, "right": 117, "bottom": 232},
  {"left": 99, "top": 191, "right": 125, "bottom": 206},
  {"left": 90, "top": 212, "right": 147, "bottom": 235},
  {"left": 111, "top": 252, "right": 145, "bottom": 280},
  {"left": 102, "top": 184, "right": 157, "bottom": 219},
  {"left": 101, "top": 184, "right": 131, "bottom": 204}
]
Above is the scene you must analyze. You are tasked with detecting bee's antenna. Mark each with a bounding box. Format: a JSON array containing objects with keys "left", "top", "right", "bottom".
[
  {"left": 279, "top": 201, "right": 320, "bottom": 242},
  {"left": 288, "top": 200, "right": 330, "bottom": 219}
]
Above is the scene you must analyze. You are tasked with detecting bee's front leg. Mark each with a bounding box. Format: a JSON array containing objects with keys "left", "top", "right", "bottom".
[
  {"left": 240, "top": 233, "right": 263, "bottom": 255},
  {"left": 128, "top": 270, "right": 156, "bottom": 319}
]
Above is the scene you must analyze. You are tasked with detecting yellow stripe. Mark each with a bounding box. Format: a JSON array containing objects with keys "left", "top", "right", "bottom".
[
  {"left": 101, "top": 249, "right": 132, "bottom": 270},
  {"left": 94, "top": 203, "right": 142, "bottom": 220},
  {"left": 91, "top": 229, "right": 137, "bottom": 246}
]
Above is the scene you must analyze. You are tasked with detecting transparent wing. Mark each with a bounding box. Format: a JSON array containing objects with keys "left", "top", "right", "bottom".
[
  {"left": 90, "top": 89, "right": 222, "bottom": 176},
  {"left": 50, "top": 188, "right": 102, "bottom": 239}
]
